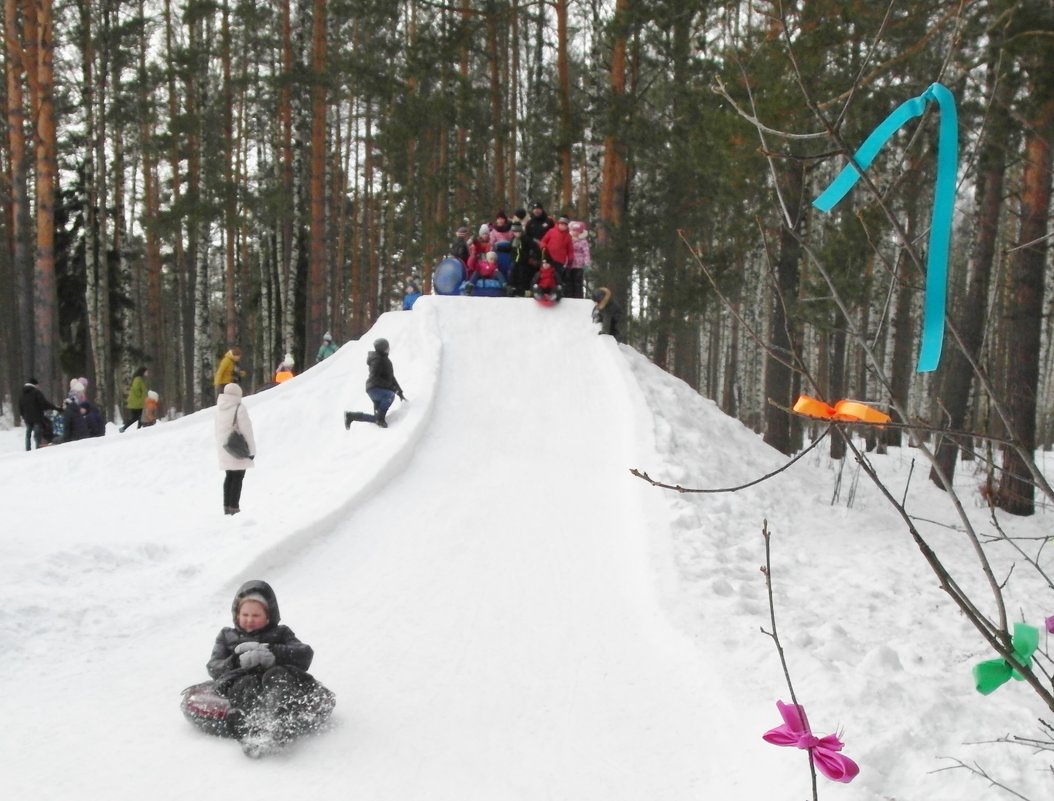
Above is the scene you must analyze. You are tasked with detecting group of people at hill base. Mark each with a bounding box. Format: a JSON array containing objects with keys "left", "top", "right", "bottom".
[
  {"left": 450, "top": 203, "right": 593, "bottom": 301},
  {"left": 18, "top": 368, "right": 161, "bottom": 450}
]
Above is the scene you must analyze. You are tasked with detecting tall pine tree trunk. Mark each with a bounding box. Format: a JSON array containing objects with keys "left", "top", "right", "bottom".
[
  {"left": 307, "top": 0, "right": 327, "bottom": 355},
  {"left": 6, "top": 0, "right": 32, "bottom": 385},
  {"left": 222, "top": 0, "right": 237, "bottom": 347},
  {"left": 139, "top": 0, "right": 163, "bottom": 394},
  {"left": 164, "top": 0, "right": 189, "bottom": 411},
  {"left": 31, "top": 0, "right": 58, "bottom": 391},
  {"left": 485, "top": 1, "right": 503, "bottom": 205},
  {"left": 763, "top": 162, "right": 803, "bottom": 455},
  {"left": 555, "top": 0, "right": 571, "bottom": 210},
  {"left": 996, "top": 60, "right": 1054, "bottom": 516},
  {"left": 597, "top": 0, "right": 630, "bottom": 253},
  {"left": 884, "top": 160, "right": 922, "bottom": 448}
]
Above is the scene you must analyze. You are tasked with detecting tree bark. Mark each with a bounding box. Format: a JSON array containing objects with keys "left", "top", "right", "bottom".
[
  {"left": 307, "top": 0, "right": 327, "bottom": 355},
  {"left": 139, "top": 0, "right": 163, "bottom": 395},
  {"left": 222, "top": 0, "right": 237, "bottom": 346},
  {"left": 762, "top": 162, "right": 803, "bottom": 455},
  {"left": 6, "top": 0, "right": 32, "bottom": 385},
  {"left": 555, "top": 0, "right": 572, "bottom": 210},
  {"left": 30, "top": 0, "right": 58, "bottom": 391},
  {"left": 996, "top": 72, "right": 1054, "bottom": 516},
  {"left": 597, "top": 0, "right": 630, "bottom": 251},
  {"left": 485, "top": 1, "right": 503, "bottom": 205},
  {"left": 884, "top": 160, "right": 922, "bottom": 449}
]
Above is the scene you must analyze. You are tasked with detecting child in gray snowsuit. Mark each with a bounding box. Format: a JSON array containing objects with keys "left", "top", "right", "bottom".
[{"left": 207, "top": 580, "right": 334, "bottom": 753}]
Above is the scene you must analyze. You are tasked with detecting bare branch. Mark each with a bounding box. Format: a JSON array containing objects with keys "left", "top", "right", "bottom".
[{"left": 630, "top": 426, "right": 830, "bottom": 494}]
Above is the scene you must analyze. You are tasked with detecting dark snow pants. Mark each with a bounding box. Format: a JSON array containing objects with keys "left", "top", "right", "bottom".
[{"left": 224, "top": 470, "right": 246, "bottom": 510}]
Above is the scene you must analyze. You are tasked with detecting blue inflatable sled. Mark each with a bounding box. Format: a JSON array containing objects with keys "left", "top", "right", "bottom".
[{"left": 432, "top": 258, "right": 466, "bottom": 296}]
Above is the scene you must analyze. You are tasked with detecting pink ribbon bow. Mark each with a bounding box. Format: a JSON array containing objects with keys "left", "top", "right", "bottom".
[{"left": 763, "top": 701, "right": 860, "bottom": 783}]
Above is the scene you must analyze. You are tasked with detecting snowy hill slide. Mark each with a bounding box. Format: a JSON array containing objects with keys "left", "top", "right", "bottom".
[{"left": 1, "top": 297, "right": 751, "bottom": 799}]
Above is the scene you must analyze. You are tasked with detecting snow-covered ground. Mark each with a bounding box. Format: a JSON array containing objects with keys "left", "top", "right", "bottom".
[{"left": 1, "top": 295, "right": 1050, "bottom": 800}]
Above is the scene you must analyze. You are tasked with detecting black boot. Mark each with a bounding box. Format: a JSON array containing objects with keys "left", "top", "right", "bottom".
[
  {"left": 376, "top": 409, "right": 388, "bottom": 428},
  {"left": 345, "top": 412, "right": 372, "bottom": 429}
]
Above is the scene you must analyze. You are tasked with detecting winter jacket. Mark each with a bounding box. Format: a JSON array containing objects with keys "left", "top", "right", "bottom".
[
  {"left": 365, "top": 350, "right": 403, "bottom": 395},
  {"left": 508, "top": 237, "right": 541, "bottom": 292},
  {"left": 488, "top": 219, "right": 514, "bottom": 244},
  {"left": 524, "top": 209, "right": 554, "bottom": 243},
  {"left": 571, "top": 233, "right": 591, "bottom": 270},
  {"left": 451, "top": 237, "right": 470, "bottom": 265},
  {"left": 215, "top": 383, "right": 257, "bottom": 471},
  {"left": 316, "top": 341, "right": 338, "bottom": 362},
  {"left": 142, "top": 396, "right": 159, "bottom": 426},
  {"left": 539, "top": 226, "right": 574, "bottom": 267},
  {"left": 62, "top": 400, "right": 91, "bottom": 442},
  {"left": 18, "top": 383, "right": 60, "bottom": 426},
  {"left": 207, "top": 580, "right": 314, "bottom": 687},
  {"left": 466, "top": 240, "right": 491, "bottom": 276},
  {"left": 214, "top": 351, "right": 242, "bottom": 389},
  {"left": 126, "top": 374, "right": 148, "bottom": 410},
  {"left": 593, "top": 288, "right": 622, "bottom": 339},
  {"left": 83, "top": 402, "right": 106, "bottom": 437},
  {"left": 533, "top": 264, "right": 559, "bottom": 291},
  {"left": 403, "top": 289, "right": 422, "bottom": 310}
]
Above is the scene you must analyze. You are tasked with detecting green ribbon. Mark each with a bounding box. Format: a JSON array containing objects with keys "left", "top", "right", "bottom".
[
  {"left": 813, "top": 82, "right": 958, "bottom": 373},
  {"left": 973, "top": 623, "right": 1039, "bottom": 695}
]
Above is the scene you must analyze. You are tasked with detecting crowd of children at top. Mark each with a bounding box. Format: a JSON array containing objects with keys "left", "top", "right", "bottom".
[{"left": 450, "top": 202, "right": 592, "bottom": 300}]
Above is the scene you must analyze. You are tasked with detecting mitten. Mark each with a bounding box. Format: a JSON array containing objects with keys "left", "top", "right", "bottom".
[
  {"left": 234, "top": 641, "right": 264, "bottom": 654},
  {"left": 397, "top": 391, "right": 406, "bottom": 401},
  {"left": 239, "top": 645, "right": 275, "bottom": 669}
]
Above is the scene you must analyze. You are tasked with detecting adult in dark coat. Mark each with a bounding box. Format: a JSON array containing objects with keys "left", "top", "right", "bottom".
[
  {"left": 450, "top": 226, "right": 471, "bottom": 265},
  {"left": 344, "top": 337, "right": 405, "bottom": 429},
  {"left": 524, "top": 200, "right": 554, "bottom": 243},
  {"left": 507, "top": 222, "right": 541, "bottom": 297},
  {"left": 18, "top": 379, "right": 61, "bottom": 451},
  {"left": 592, "top": 287, "right": 623, "bottom": 342},
  {"left": 207, "top": 579, "right": 333, "bottom": 746}
]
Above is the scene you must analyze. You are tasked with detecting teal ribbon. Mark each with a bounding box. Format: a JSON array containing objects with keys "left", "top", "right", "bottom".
[
  {"left": 972, "top": 622, "right": 1039, "bottom": 695},
  {"left": 813, "top": 83, "right": 958, "bottom": 373}
]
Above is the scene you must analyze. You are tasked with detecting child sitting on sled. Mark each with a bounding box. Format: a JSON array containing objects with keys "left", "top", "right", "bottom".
[
  {"left": 531, "top": 260, "right": 562, "bottom": 303},
  {"left": 206, "top": 580, "right": 334, "bottom": 754}
]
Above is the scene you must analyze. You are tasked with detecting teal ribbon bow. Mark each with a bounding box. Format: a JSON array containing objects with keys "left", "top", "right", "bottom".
[
  {"left": 972, "top": 622, "right": 1039, "bottom": 695},
  {"left": 813, "top": 83, "right": 958, "bottom": 373}
]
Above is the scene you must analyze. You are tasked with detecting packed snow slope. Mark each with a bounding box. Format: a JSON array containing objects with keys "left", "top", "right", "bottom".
[{"left": 1, "top": 295, "right": 1051, "bottom": 801}]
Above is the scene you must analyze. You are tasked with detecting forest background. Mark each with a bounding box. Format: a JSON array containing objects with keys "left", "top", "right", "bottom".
[{"left": 2, "top": 0, "right": 1053, "bottom": 513}]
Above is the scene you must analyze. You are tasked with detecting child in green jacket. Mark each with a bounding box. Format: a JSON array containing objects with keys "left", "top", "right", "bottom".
[{"left": 120, "top": 366, "right": 149, "bottom": 432}]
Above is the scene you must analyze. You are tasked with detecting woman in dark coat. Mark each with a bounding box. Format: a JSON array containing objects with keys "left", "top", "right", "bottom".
[{"left": 18, "top": 379, "right": 61, "bottom": 450}]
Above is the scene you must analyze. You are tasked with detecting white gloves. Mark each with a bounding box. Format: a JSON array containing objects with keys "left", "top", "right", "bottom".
[{"left": 235, "top": 641, "right": 275, "bottom": 669}]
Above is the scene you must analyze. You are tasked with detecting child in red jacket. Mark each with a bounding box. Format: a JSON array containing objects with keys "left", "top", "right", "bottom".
[{"left": 531, "top": 260, "right": 562, "bottom": 303}]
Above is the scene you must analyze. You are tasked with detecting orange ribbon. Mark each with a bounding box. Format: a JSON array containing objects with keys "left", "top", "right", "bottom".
[{"left": 792, "top": 395, "right": 891, "bottom": 425}]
